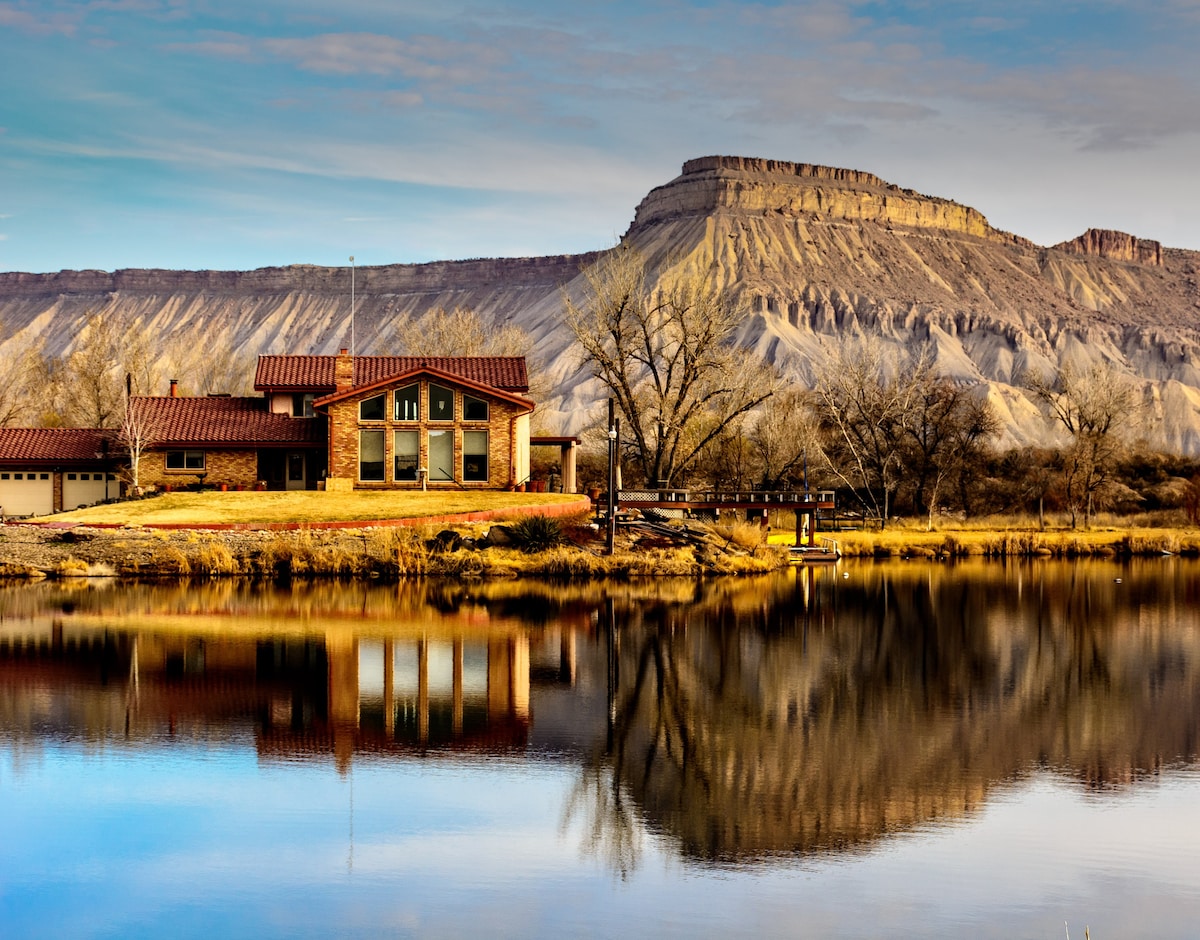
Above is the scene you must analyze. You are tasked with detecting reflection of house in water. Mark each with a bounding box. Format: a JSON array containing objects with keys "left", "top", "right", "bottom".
[{"left": 0, "top": 613, "right": 607, "bottom": 775}]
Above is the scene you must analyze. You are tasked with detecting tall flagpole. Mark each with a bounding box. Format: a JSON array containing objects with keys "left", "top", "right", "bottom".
[{"left": 349, "top": 255, "right": 356, "bottom": 355}]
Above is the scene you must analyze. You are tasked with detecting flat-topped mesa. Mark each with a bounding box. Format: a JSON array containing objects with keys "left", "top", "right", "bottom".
[
  {"left": 629, "top": 155, "right": 1031, "bottom": 246},
  {"left": 1053, "top": 228, "right": 1163, "bottom": 267}
]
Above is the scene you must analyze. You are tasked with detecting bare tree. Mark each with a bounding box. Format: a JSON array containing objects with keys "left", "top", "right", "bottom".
[
  {"left": 0, "top": 330, "right": 47, "bottom": 427},
  {"left": 811, "top": 335, "right": 933, "bottom": 527},
  {"left": 1026, "top": 363, "right": 1138, "bottom": 528},
  {"left": 565, "top": 245, "right": 778, "bottom": 486},
  {"left": 48, "top": 312, "right": 170, "bottom": 428},
  {"left": 119, "top": 398, "right": 161, "bottom": 494},
  {"left": 900, "top": 378, "right": 1000, "bottom": 529},
  {"left": 385, "top": 305, "right": 531, "bottom": 358},
  {"left": 158, "top": 322, "right": 256, "bottom": 397},
  {"left": 748, "top": 388, "right": 822, "bottom": 490}
]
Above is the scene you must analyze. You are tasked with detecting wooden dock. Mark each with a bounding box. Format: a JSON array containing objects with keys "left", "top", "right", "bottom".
[{"left": 614, "top": 488, "right": 837, "bottom": 548}]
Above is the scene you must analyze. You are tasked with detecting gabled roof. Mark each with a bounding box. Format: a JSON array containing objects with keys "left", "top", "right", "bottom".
[
  {"left": 0, "top": 428, "right": 114, "bottom": 466},
  {"left": 312, "top": 364, "right": 535, "bottom": 413},
  {"left": 129, "top": 396, "right": 325, "bottom": 447},
  {"left": 254, "top": 355, "right": 529, "bottom": 393}
]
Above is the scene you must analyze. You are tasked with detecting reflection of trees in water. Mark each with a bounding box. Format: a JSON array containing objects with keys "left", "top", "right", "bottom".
[{"left": 582, "top": 561, "right": 1200, "bottom": 866}]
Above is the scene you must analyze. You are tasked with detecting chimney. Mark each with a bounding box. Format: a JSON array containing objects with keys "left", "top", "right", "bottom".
[
  {"left": 169, "top": 378, "right": 179, "bottom": 397},
  {"left": 335, "top": 348, "right": 354, "bottom": 391}
]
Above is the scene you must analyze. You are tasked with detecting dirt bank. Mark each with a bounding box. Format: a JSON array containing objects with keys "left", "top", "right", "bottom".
[{"left": 0, "top": 521, "right": 787, "bottom": 580}]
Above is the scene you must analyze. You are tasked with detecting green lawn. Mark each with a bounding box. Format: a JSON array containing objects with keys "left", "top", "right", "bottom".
[{"left": 36, "top": 490, "right": 588, "bottom": 526}]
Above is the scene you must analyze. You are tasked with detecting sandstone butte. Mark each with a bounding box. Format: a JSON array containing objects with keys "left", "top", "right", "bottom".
[{"left": 3, "top": 155, "right": 1200, "bottom": 452}]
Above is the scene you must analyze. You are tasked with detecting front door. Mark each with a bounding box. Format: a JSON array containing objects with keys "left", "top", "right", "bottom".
[{"left": 286, "top": 452, "right": 306, "bottom": 491}]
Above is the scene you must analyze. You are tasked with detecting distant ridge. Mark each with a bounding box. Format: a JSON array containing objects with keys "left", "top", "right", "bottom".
[{"left": 2, "top": 156, "right": 1200, "bottom": 452}]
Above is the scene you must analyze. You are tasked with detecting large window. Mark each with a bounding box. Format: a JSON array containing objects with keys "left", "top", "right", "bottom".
[
  {"left": 394, "top": 430, "right": 419, "bottom": 481},
  {"left": 359, "top": 394, "right": 386, "bottom": 421},
  {"left": 292, "top": 393, "right": 315, "bottom": 417},
  {"left": 429, "top": 384, "right": 454, "bottom": 422},
  {"left": 165, "top": 450, "right": 205, "bottom": 471},
  {"left": 359, "top": 430, "right": 385, "bottom": 481},
  {"left": 463, "top": 431, "right": 488, "bottom": 482},
  {"left": 394, "top": 385, "right": 419, "bottom": 421},
  {"left": 428, "top": 430, "right": 453, "bottom": 481},
  {"left": 463, "top": 394, "right": 489, "bottom": 421}
]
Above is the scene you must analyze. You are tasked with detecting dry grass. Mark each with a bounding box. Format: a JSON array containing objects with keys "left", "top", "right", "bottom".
[
  {"left": 768, "top": 519, "right": 1200, "bottom": 558},
  {"left": 713, "top": 521, "right": 768, "bottom": 552},
  {"left": 33, "top": 490, "right": 587, "bottom": 527}
]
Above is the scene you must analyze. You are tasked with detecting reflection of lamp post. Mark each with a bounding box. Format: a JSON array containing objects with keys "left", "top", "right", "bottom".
[
  {"left": 349, "top": 255, "right": 356, "bottom": 355},
  {"left": 606, "top": 400, "right": 618, "bottom": 556}
]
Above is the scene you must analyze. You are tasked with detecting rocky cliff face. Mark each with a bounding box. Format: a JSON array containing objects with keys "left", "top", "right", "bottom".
[
  {"left": 4, "top": 157, "right": 1200, "bottom": 452},
  {"left": 633, "top": 155, "right": 1033, "bottom": 248},
  {"left": 1053, "top": 228, "right": 1164, "bottom": 267}
]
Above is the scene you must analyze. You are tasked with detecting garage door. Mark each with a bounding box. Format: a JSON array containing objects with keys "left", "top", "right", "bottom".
[
  {"left": 64, "top": 472, "right": 112, "bottom": 510},
  {"left": 0, "top": 470, "right": 53, "bottom": 517}
]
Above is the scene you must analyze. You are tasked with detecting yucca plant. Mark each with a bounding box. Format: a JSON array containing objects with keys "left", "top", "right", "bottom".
[{"left": 508, "top": 514, "right": 566, "bottom": 553}]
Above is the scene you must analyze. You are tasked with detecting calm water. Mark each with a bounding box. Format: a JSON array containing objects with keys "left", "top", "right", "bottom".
[{"left": 2, "top": 560, "right": 1199, "bottom": 938}]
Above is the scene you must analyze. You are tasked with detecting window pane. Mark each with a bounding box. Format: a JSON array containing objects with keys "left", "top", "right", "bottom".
[
  {"left": 359, "top": 394, "right": 386, "bottom": 421},
  {"left": 394, "top": 430, "right": 419, "bottom": 481},
  {"left": 394, "top": 385, "right": 419, "bottom": 421},
  {"left": 463, "top": 430, "right": 488, "bottom": 482},
  {"left": 166, "top": 451, "right": 185, "bottom": 470},
  {"left": 428, "top": 430, "right": 453, "bottom": 481},
  {"left": 184, "top": 451, "right": 205, "bottom": 470},
  {"left": 463, "top": 395, "right": 489, "bottom": 421},
  {"left": 359, "top": 430, "right": 385, "bottom": 481},
  {"left": 429, "top": 385, "right": 454, "bottom": 421}
]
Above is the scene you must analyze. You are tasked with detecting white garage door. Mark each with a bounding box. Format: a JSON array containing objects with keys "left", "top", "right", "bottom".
[
  {"left": 64, "top": 472, "right": 112, "bottom": 510},
  {"left": 0, "top": 470, "right": 54, "bottom": 517}
]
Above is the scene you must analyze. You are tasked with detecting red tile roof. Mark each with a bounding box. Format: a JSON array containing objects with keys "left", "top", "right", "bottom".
[
  {"left": 0, "top": 428, "right": 114, "bottom": 465},
  {"left": 129, "top": 396, "right": 325, "bottom": 447},
  {"left": 312, "top": 364, "right": 535, "bottom": 413},
  {"left": 254, "top": 355, "right": 529, "bottom": 393}
]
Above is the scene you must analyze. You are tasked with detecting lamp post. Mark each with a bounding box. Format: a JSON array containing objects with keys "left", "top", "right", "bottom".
[
  {"left": 606, "top": 399, "right": 618, "bottom": 556},
  {"left": 349, "top": 256, "right": 356, "bottom": 355}
]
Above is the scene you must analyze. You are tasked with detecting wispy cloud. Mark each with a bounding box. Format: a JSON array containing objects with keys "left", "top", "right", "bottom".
[{"left": 0, "top": 2, "right": 77, "bottom": 35}]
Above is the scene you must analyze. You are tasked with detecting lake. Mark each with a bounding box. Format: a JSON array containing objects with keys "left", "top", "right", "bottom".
[{"left": 2, "top": 559, "right": 1199, "bottom": 938}]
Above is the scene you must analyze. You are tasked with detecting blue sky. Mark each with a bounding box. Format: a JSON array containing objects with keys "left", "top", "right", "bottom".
[{"left": 2, "top": 0, "right": 1198, "bottom": 273}]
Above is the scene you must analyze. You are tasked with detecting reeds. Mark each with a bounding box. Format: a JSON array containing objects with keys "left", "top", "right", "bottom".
[{"left": 831, "top": 524, "right": 1200, "bottom": 558}]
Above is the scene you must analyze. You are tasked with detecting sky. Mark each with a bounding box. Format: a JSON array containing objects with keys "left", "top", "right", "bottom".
[{"left": 2, "top": 0, "right": 1199, "bottom": 274}]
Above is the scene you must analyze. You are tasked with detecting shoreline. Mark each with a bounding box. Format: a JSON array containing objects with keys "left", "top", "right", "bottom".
[
  {"left": 0, "top": 520, "right": 788, "bottom": 580},
  {"left": 3, "top": 519, "right": 1198, "bottom": 582}
]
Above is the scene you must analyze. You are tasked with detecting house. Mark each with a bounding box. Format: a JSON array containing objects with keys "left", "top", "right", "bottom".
[
  {"left": 254, "top": 349, "right": 534, "bottom": 491},
  {"left": 128, "top": 387, "right": 327, "bottom": 491},
  {"left": 0, "top": 427, "right": 118, "bottom": 516},
  {"left": 0, "top": 349, "right": 543, "bottom": 513}
]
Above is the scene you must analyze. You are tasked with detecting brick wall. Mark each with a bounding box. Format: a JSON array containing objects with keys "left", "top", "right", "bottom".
[
  {"left": 140, "top": 448, "right": 259, "bottom": 489},
  {"left": 324, "top": 379, "right": 528, "bottom": 490}
]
